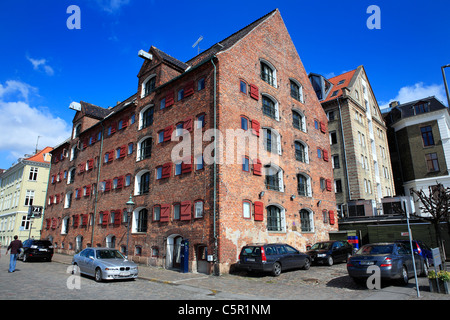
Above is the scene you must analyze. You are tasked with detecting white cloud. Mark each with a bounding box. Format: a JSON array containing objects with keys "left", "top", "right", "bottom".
[
  {"left": 0, "top": 81, "right": 71, "bottom": 163},
  {"left": 380, "top": 82, "right": 447, "bottom": 110},
  {"left": 95, "top": 0, "right": 131, "bottom": 13},
  {"left": 27, "top": 56, "right": 54, "bottom": 76}
]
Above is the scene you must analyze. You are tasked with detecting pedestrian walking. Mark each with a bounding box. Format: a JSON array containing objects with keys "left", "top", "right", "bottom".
[{"left": 6, "top": 236, "right": 23, "bottom": 273}]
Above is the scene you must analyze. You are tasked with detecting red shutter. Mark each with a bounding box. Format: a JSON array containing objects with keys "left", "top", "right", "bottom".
[
  {"left": 329, "top": 210, "right": 335, "bottom": 225},
  {"left": 114, "top": 210, "right": 122, "bottom": 226},
  {"left": 184, "top": 81, "right": 195, "bottom": 97},
  {"left": 105, "top": 179, "right": 112, "bottom": 192},
  {"left": 162, "top": 162, "right": 172, "bottom": 179},
  {"left": 102, "top": 211, "right": 109, "bottom": 226},
  {"left": 110, "top": 122, "right": 117, "bottom": 134},
  {"left": 117, "top": 176, "right": 124, "bottom": 189},
  {"left": 254, "top": 201, "right": 264, "bottom": 221},
  {"left": 83, "top": 139, "right": 88, "bottom": 149},
  {"left": 163, "top": 125, "right": 173, "bottom": 142},
  {"left": 88, "top": 159, "right": 94, "bottom": 170},
  {"left": 252, "top": 159, "right": 262, "bottom": 176},
  {"left": 320, "top": 121, "right": 326, "bottom": 133},
  {"left": 166, "top": 91, "right": 174, "bottom": 107},
  {"left": 251, "top": 119, "right": 260, "bottom": 137},
  {"left": 323, "top": 149, "right": 329, "bottom": 162},
  {"left": 180, "top": 201, "right": 191, "bottom": 221},
  {"left": 73, "top": 215, "right": 79, "bottom": 228},
  {"left": 326, "top": 179, "right": 332, "bottom": 191},
  {"left": 122, "top": 116, "right": 129, "bottom": 128},
  {"left": 85, "top": 185, "right": 91, "bottom": 196},
  {"left": 55, "top": 194, "right": 60, "bottom": 204},
  {"left": 81, "top": 214, "right": 88, "bottom": 226},
  {"left": 119, "top": 145, "right": 126, "bottom": 158},
  {"left": 183, "top": 117, "right": 193, "bottom": 132},
  {"left": 51, "top": 218, "right": 57, "bottom": 229},
  {"left": 250, "top": 84, "right": 259, "bottom": 100},
  {"left": 49, "top": 195, "right": 54, "bottom": 205},
  {"left": 181, "top": 156, "right": 192, "bottom": 173},
  {"left": 160, "top": 204, "right": 170, "bottom": 222}
]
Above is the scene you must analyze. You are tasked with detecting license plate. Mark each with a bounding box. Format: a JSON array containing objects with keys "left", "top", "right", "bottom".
[
  {"left": 39, "top": 249, "right": 47, "bottom": 252},
  {"left": 119, "top": 272, "right": 130, "bottom": 276},
  {"left": 360, "top": 261, "right": 375, "bottom": 266},
  {"left": 246, "top": 258, "right": 255, "bottom": 262}
]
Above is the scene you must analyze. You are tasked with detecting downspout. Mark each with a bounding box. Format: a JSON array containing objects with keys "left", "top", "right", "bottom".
[
  {"left": 40, "top": 160, "right": 52, "bottom": 238},
  {"left": 337, "top": 98, "right": 352, "bottom": 215},
  {"left": 91, "top": 122, "right": 105, "bottom": 246},
  {"left": 211, "top": 56, "right": 219, "bottom": 276}
]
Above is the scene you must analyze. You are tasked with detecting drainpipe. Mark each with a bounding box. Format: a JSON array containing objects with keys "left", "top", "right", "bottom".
[
  {"left": 91, "top": 122, "right": 105, "bottom": 246},
  {"left": 211, "top": 57, "right": 219, "bottom": 276}
]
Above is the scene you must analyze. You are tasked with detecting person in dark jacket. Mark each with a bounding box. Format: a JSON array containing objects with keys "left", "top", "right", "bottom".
[{"left": 6, "top": 236, "right": 23, "bottom": 273}]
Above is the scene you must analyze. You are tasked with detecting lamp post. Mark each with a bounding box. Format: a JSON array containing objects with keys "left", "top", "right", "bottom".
[
  {"left": 125, "top": 194, "right": 135, "bottom": 259},
  {"left": 442, "top": 64, "right": 450, "bottom": 108}
]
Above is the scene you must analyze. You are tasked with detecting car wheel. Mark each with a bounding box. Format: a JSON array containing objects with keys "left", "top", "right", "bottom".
[
  {"left": 327, "top": 256, "right": 334, "bottom": 266},
  {"left": 95, "top": 268, "right": 103, "bottom": 282},
  {"left": 272, "top": 262, "right": 282, "bottom": 277},
  {"left": 420, "top": 261, "right": 428, "bottom": 277},
  {"left": 398, "top": 266, "right": 409, "bottom": 286},
  {"left": 303, "top": 258, "right": 311, "bottom": 270}
]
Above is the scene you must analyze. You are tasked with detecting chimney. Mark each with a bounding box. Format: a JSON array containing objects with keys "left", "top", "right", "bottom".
[{"left": 389, "top": 101, "right": 399, "bottom": 108}]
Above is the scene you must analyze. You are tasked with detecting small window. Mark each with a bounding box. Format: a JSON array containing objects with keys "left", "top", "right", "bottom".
[
  {"left": 160, "top": 98, "right": 166, "bottom": 110},
  {"left": 158, "top": 131, "right": 164, "bottom": 143},
  {"left": 194, "top": 200, "right": 204, "bottom": 218},
  {"left": 198, "top": 78, "right": 205, "bottom": 91},
  {"left": 178, "top": 88, "right": 184, "bottom": 101},
  {"left": 196, "top": 114, "right": 205, "bottom": 129},
  {"left": 173, "top": 203, "right": 181, "bottom": 220},
  {"left": 195, "top": 155, "right": 204, "bottom": 170},
  {"left": 153, "top": 206, "right": 161, "bottom": 221},
  {"left": 242, "top": 156, "right": 250, "bottom": 172},
  {"left": 243, "top": 201, "right": 251, "bottom": 219},
  {"left": 240, "top": 80, "right": 247, "bottom": 94},
  {"left": 156, "top": 166, "right": 163, "bottom": 180},
  {"left": 241, "top": 116, "right": 248, "bottom": 130}
]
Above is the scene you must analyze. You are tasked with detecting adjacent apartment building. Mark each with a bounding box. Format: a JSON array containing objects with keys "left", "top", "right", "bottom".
[
  {"left": 0, "top": 147, "right": 52, "bottom": 244},
  {"left": 309, "top": 66, "right": 395, "bottom": 218},
  {"left": 41, "top": 9, "right": 337, "bottom": 274},
  {"left": 384, "top": 96, "right": 450, "bottom": 216}
]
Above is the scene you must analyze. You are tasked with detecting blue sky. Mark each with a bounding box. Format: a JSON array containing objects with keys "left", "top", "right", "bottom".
[{"left": 0, "top": 0, "right": 449, "bottom": 169}]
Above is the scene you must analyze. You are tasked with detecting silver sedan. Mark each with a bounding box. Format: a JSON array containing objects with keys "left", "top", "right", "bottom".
[{"left": 72, "top": 248, "right": 138, "bottom": 282}]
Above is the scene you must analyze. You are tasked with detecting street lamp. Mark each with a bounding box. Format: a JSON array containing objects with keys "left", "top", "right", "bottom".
[
  {"left": 441, "top": 64, "right": 450, "bottom": 108},
  {"left": 125, "top": 194, "right": 135, "bottom": 259}
]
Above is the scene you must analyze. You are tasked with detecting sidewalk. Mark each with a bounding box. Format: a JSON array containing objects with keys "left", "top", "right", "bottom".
[{"left": 52, "top": 252, "right": 213, "bottom": 284}]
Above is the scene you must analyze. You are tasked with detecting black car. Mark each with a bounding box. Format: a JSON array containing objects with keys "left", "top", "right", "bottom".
[
  {"left": 19, "top": 239, "right": 54, "bottom": 262},
  {"left": 307, "top": 240, "right": 354, "bottom": 266},
  {"left": 237, "top": 243, "right": 311, "bottom": 276}
]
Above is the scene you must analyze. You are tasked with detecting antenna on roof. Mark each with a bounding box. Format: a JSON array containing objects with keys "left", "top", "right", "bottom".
[{"left": 192, "top": 36, "right": 203, "bottom": 55}]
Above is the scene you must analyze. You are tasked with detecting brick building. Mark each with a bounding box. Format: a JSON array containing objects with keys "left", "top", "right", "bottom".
[{"left": 41, "top": 9, "right": 337, "bottom": 274}]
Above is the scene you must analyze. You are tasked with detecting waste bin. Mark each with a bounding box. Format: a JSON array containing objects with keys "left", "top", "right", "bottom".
[{"left": 180, "top": 239, "right": 189, "bottom": 273}]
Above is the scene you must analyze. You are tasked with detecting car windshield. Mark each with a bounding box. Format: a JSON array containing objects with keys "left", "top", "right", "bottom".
[
  {"left": 357, "top": 244, "right": 394, "bottom": 255},
  {"left": 96, "top": 250, "right": 125, "bottom": 259},
  {"left": 310, "top": 242, "right": 332, "bottom": 250}
]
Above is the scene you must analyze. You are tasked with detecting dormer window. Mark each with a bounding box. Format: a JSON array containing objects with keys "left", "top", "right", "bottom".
[
  {"left": 414, "top": 102, "right": 429, "bottom": 115},
  {"left": 141, "top": 75, "right": 156, "bottom": 98},
  {"left": 73, "top": 123, "right": 81, "bottom": 139}
]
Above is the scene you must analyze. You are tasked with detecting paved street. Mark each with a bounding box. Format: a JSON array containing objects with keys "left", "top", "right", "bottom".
[{"left": 1, "top": 249, "right": 449, "bottom": 301}]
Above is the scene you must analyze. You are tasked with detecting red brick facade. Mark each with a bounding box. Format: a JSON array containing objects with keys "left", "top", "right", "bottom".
[{"left": 41, "top": 9, "right": 337, "bottom": 274}]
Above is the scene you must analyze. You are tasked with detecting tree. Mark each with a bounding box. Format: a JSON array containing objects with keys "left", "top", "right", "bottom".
[{"left": 410, "top": 183, "right": 449, "bottom": 263}]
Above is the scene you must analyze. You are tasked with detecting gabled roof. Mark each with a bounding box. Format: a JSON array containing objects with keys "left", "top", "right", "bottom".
[{"left": 321, "top": 69, "right": 357, "bottom": 103}]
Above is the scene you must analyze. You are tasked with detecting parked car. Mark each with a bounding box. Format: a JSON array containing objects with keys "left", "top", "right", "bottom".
[
  {"left": 72, "top": 247, "right": 138, "bottom": 282},
  {"left": 307, "top": 240, "right": 353, "bottom": 266},
  {"left": 19, "top": 239, "right": 54, "bottom": 262},
  {"left": 237, "top": 243, "right": 311, "bottom": 276},
  {"left": 395, "top": 240, "right": 433, "bottom": 267},
  {"left": 347, "top": 242, "right": 428, "bottom": 286}
]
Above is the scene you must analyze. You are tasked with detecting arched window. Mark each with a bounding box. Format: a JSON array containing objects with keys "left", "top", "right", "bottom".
[
  {"left": 141, "top": 74, "right": 156, "bottom": 98},
  {"left": 300, "top": 209, "right": 314, "bottom": 232},
  {"left": 262, "top": 94, "right": 279, "bottom": 120},
  {"left": 137, "top": 137, "right": 152, "bottom": 161},
  {"left": 263, "top": 127, "right": 282, "bottom": 155},
  {"left": 265, "top": 164, "right": 284, "bottom": 192},
  {"left": 290, "top": 79, "right": 304, "bottom": 103},
  {"left": 260, "top": 60, "right": 277, "bottom": 87},
  {"left": 106, "top": 235, "right": 116, "bottom": 248},
  {"left": 297, "top": 173, "right": 312, "bottom": 197},
  {"left": 267, "top": 204, "right": 286, "bottom": 232},
  {"left": 292, "top": 110, "right": 306, "bottom": 132},
  {"left": 139, "top": 105, "right": 154, "bottom": 130},
  {"left": 135, "top": 170, "right": 150, "bottom": 195},
  {"left": 133, "top": 208, "right": 148, "bottom": 233},
  {"left": 294, "top": 141, "right": 308, "bottom": 163}
]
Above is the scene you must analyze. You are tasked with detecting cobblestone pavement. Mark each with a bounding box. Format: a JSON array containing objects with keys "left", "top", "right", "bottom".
[{"left": 1, "top": 249, "right": 449, "bottom": 301}]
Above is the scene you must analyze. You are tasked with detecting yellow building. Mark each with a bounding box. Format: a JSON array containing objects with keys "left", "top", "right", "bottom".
[{"left": 0, "top": 147, "right": 52, "bottom": 245}]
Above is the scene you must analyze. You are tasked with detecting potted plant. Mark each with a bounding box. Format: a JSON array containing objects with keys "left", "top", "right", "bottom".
[
  {"left": 437, "top": 270, "right": 450, "bottom": 294},
  {"left": 428, "top": 270, "right": 438, "bottom": 293}
]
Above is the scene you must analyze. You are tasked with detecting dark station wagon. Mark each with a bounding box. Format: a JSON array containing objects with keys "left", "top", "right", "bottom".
[{"left": 237, "top": 243, "right": 311, "bottom": 276}]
